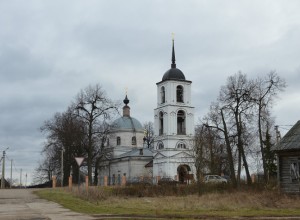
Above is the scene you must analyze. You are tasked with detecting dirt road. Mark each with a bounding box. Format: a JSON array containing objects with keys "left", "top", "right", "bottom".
[{"left": 0, "top": 188, "right": 96, "bottom": 220}]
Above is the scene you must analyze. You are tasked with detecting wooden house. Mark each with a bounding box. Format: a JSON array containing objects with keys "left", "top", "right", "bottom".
[{"left": 272, "top": 120, "right": 300, "bottom": 194}]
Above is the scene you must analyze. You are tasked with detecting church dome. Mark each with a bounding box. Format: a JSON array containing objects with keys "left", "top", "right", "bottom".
[
  {"left": 162, "top": 67, "right": 185, "bottom": 81},
  {"left": 112, "top": 94, "right": 143, "bottom": 131},
  {"left": 113, "top": 116, "right": 143, "bottom": 131}
]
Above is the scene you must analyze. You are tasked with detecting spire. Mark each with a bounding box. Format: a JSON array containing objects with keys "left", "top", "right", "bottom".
[{"left": 171, "top": 33, "right": 176, "bottom": 69}]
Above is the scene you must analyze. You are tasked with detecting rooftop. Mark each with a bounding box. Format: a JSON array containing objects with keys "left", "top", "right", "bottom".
[{"left": 273, "top": 120, "right": 300, "bottom": 152}]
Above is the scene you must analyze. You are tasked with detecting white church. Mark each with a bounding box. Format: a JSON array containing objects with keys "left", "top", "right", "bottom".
[{"left": 98, "top": 39, "right": 196, "bottom": 185}]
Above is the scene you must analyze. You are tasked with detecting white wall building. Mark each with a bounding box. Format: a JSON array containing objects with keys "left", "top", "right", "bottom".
[
  {"left": 97, "top": 39, "right": 196, "bottom": 185},
  {"left": 98, "top": 95, "right": 153, "bottom": 185},
  {"left": 153, "top": 39, "right": 196, "bottom": 183}
]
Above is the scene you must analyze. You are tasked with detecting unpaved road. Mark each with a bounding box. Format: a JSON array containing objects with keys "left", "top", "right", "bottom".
[{"left": 0, "top": 188, "right": 96, "bottom": 220}]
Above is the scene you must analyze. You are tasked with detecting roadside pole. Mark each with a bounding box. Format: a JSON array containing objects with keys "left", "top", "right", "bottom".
[{"left": 1, "top": 151, "right": 5, "bottom": 189}]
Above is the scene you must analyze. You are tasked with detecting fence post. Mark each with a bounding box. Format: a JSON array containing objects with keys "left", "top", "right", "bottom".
[
  {"left": 156, "top": 176, "right": 161, "bottom": 184},
  {"left": 85, "top": 176, "right": 89, "bottom": 191},
  {"left": 69, "top": 175, "right": 72, "bottom": 190},
  {"left": 52, "top": 176, "right": 56, "bottom": 188},
  {"left": 121, "top": 175, "right": 126, "bottom": 186},
  {"left": 104, "top": 176, "right": 108, "bottom": 186}
]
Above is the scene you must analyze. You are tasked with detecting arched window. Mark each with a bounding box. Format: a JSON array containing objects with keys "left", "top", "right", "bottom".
[
  {"left": 159, "top": 111, "right": 164, "bottom": 136},
  {"left": 117, "top": 137, "right": 121, "bottom": 145},
  {"left": 132, "top": 136, "right": 136, "bottom": 145},
  {"left": 161, "top": 86, "right": 165, "bottom": 104},
  {"left": 176, "top": 85, "right": 184, "bottom": 102},
  {"left": 177, "top": 110, "right": 186, "bottom": 135},
  {"left": 177, "top": 142, "right": 186, "bottom": 149},
  {"left": 157, "top": 141, "right": 164, "bottom": 150}
]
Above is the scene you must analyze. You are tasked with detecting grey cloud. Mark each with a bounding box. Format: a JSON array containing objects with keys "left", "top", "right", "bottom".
[{"left": 0, "top": 45, "right": 51, "bottom": 82}]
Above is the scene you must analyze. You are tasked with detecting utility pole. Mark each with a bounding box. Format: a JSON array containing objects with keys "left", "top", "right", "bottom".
[
  {"left": 1, "top": 148, "right": 8, "bottom": 189},
  {"left": 20, "top": 168, "right": 22, "bottom": 188},
  {"left": 275, "top": 126, "right": 281, "bottom": 144},
  {"left": 10, "top": 159, "right": 12, "bottom": 188},
  {"left": 1, "top": 151, "right": 5, "bottom": 189}
]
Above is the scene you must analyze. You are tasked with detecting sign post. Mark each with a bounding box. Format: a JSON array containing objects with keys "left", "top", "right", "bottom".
[{"left": 75, "top": 157, "right": 84, "bottom": 188}]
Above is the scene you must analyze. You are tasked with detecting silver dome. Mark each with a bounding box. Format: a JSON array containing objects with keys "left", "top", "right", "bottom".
[{"left": 112, "top": 116, "right": 143, "bottom": 131}]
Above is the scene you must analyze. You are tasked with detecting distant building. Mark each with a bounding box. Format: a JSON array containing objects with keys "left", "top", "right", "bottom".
[{"left": 272, "top": 120, "right": 300, "bottom": 194}]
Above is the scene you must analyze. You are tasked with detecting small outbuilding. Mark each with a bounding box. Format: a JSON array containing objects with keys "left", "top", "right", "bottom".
[{"left": 272, "top": 120, "right": 300, "bottom": 194}]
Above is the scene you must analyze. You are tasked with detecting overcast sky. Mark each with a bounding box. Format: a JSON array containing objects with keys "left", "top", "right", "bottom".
[{"left": 1, "top": 0, "right": 300, "bottom": 185}]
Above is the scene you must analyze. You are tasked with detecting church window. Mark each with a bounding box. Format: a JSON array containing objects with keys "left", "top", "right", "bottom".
[
  {"left": 177, "top": 110, "right": 186, "bottom": 135},
  {"left": 177, "top": 142, "right": 186, "bottom": 149},
  {"left": 132, "top": 136, "right": 136, "bottom": 145},
  {"left": 161, "top": 86, "right": 165, "bottom": 103},
  {"left": 157, "top": 142, "right": 164, "bottom": 149},
  {"left": 117, "top": 137, "right": 121, "bottom": 145},
  {"left": 159, "top": 111, "right": 164, "bottom": 136},
  {"left": 176, "top": 85, "right": 184, "bottom": 102}
]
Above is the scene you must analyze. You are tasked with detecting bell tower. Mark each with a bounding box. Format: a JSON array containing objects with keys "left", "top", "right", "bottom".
[{"left": 153, "top": 38, "right": 195, "bottom": 183}]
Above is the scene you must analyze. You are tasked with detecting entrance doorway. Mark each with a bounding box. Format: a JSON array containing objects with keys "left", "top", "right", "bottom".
[{"left": 177, "top": 164, "right": 191, "bottom": 184}]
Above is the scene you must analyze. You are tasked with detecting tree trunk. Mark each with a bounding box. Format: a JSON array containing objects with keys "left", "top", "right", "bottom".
[
  {"left": 258, "top": 103, "right": 268, "bottom": 183},
  {"left": 88, "top": 119, "right": 93, "bottom": 185},
  {"left": 237, "top": 149, "right": 241, "bottom": 186},
  {"left": 94, "top": 158, "right": 101, "bottom": 186},
  {"left": 236, "top": 113, "right": 252, "bottom": 185},
  {"left": 221, "top": 109, "right": 237, "bottom": 188}
]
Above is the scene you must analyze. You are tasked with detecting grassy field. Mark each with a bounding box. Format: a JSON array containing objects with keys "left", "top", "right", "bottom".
[{"left": 35, "top": 185, "right": 300, "bottom": 219}]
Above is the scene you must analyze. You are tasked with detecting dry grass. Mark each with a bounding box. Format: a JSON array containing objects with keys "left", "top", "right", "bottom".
[
  {"left": 90, "top": 190, "right": 300, "bottom": 210},
  {"left": 36, "top": 185, "right": 300, "bottom": 218},
  {"left": 70, "top": 184, "right": 300, "bottom": 210}
]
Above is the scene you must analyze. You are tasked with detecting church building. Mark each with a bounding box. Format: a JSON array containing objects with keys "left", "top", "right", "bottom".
[
  {"left": 97, "top": 39, "right": 196, "bottom": 185},
  {"left": 153, "top": 38, "right": 196, "bottom": 183},
  {"left": 97, "top": 95, "right": 153, "bottom": 185}
]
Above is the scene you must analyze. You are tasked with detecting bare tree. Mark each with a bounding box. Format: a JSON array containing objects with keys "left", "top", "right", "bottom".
[
  {"left": 143, "top": 121, "right": 154, "bottom": 148},
  {"left": 218, "top": 72, "right": 255, "bottom": 185},
  {"left": 202, "top": 103, "right": 237, "bottom": 187},
  {"left": 199, "top": 71, "right": 286, "bottom": 187},
  {"left": 74, "top": 84, "right": 119, "bottom": 184},
  {"left": 252, "top": 71, "right": 286, "bottom": 182},
  {"left": 195, "top": 124, "right": 225, "bottom": 175},
  {"left": 38, "top": 108, "right": 87, "bottom": 185},
  {"left": 33, "top": 151, "right": 56, "bottom": 184}
]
